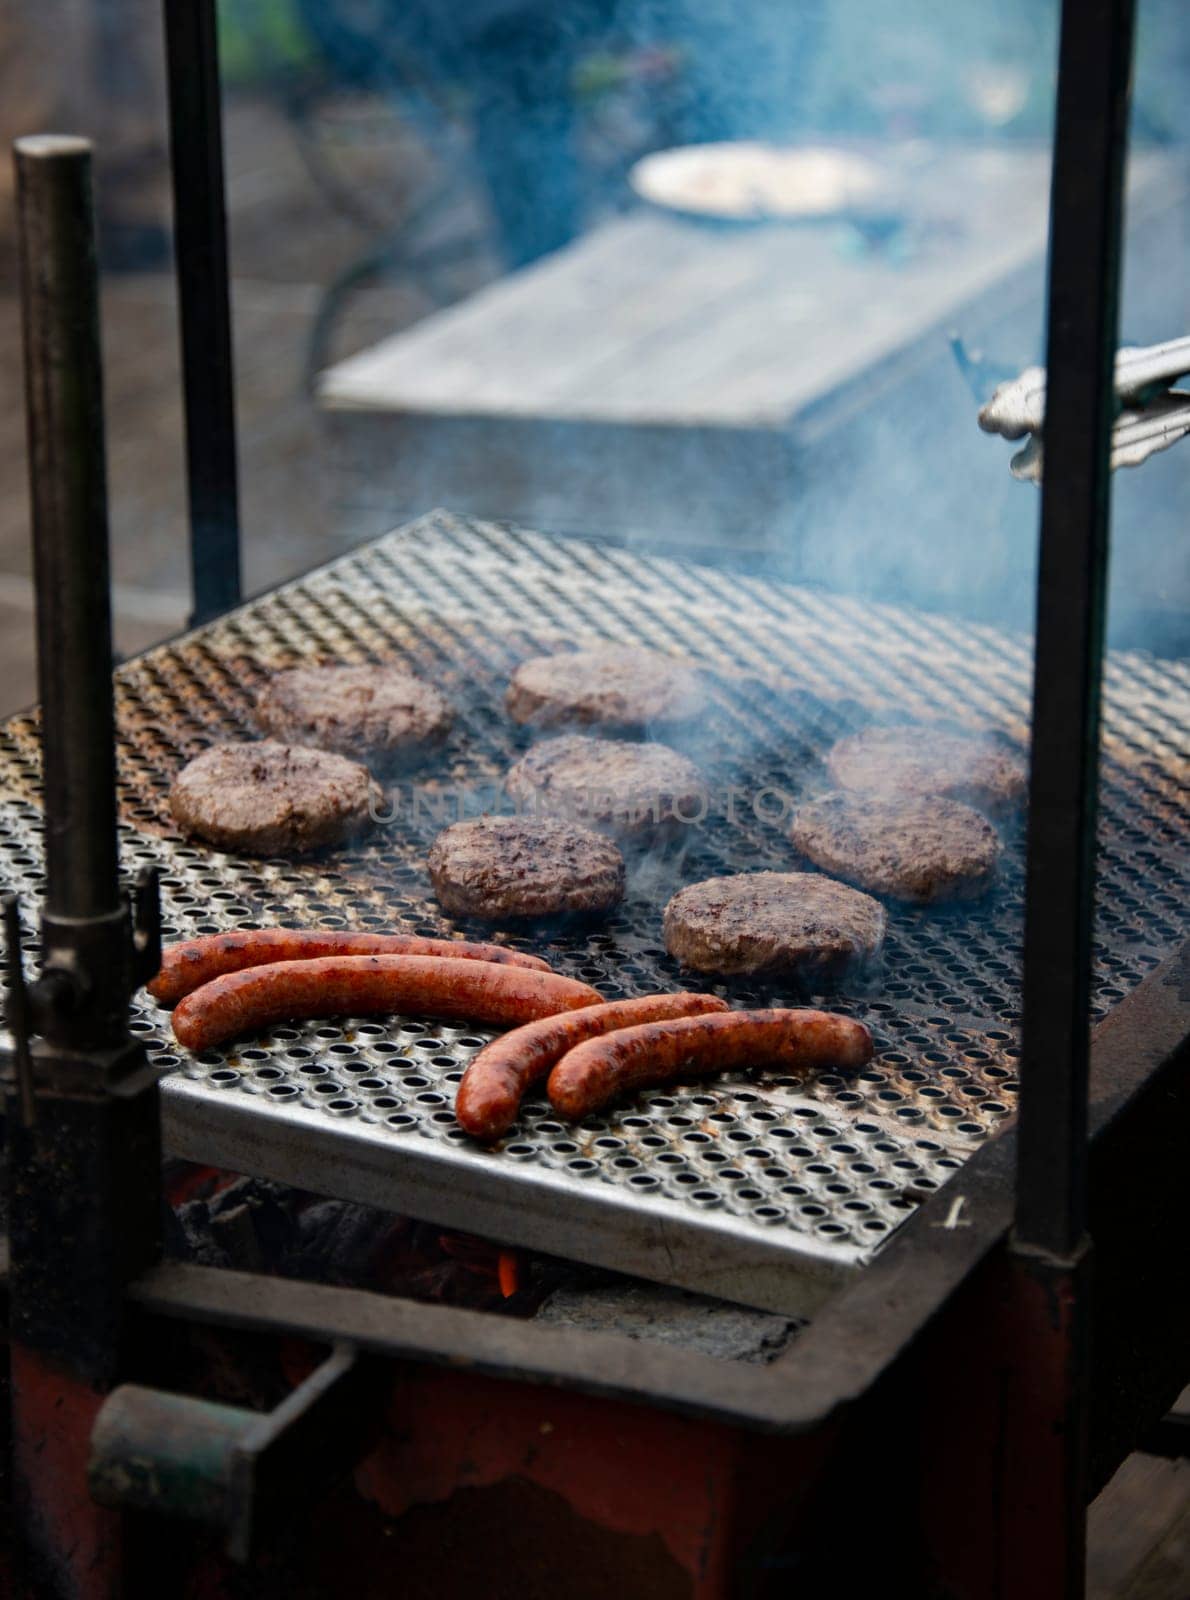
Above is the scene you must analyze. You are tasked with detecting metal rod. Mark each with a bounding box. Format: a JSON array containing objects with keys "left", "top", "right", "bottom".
[
  {"left": 2, "top": 895, "right": 37, "bottom": 1127},
  {"left": 15, "top": 136, "right": 120, "bottom": 924},
  {"left": 1003, "top": 4, "right": 1136, "bottom": 1595},
  {"left": 1016, "top": 0, "right": 1136, "bottom": 1259},
  {"left": 162, "top": 0, "right": 243, "bottom": 625},
  {"left": 10, "top": 143, "right": 165, "bottom": 1599}
]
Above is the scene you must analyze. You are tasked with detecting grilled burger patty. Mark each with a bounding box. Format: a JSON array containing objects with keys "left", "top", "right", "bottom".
[
  {"left": 790, "top": 792, "right": 1001, "bottom": 903},
  {"left": 170, "top": 741, "right": 381, "bottom": 856},
  {"left": 504, "top": 734, "right": 706, "bottom": 838},
  {"left": 256, "top": 664, "right": 453, "bottom": 766},
  {"left": 826, "top": 725, "right": 1025, "bottom": 815},
  {"left": 428, "top": 816, "right": 626, "bottom": 920},
  {"left": 664, "top": 871, "right": 886, "bottom": 980},
  {"left": 506, "top": 646, "right": 705, "bottom": 731}
]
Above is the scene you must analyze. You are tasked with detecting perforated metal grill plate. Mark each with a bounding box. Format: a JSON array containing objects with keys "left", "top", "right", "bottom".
[{"left": 0, "top": 513, "right": 1185, "bottom": 1314}]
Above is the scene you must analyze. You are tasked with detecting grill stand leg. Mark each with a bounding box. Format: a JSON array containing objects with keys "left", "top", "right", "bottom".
[
  {"left": 1010, "top": 0, "right": 1136, "bottom": 1592},
  {"left": 8, "top": 134, "right": 164, "bottom": 1599},
  {"left": 6, "top": 1088, "right": 160, "bottom": 1600},
  {"left": 999, "top": 1244, "right": 1095, "bottom": 1599}
]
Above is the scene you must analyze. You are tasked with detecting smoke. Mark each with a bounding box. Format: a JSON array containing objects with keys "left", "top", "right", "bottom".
[{"left": 289, "top": 0, "right": 1190, "bottom": 656}]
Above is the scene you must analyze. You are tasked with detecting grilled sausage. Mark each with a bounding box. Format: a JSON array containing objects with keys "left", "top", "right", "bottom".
[
  {"left": 455, "top": 992, "right": 730, "bottom": 1141},
  {"left": 148, "top": 928, "right": 550, "bottom": 1007},
  {"left": 172, "top": 956, "right": 601, "bottom": 1052},
  {"left": 547, "top": 1008, "right": 873, "bottom": 1120}
]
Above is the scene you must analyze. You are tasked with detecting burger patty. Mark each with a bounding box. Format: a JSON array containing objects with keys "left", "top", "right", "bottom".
[
  {"left": 826, "top": 725, "right": 1026, "bottom": 815},
  {"left": 790, "top": 792, "right": 1001, "bottom": 903},
  {"left": 428, "top": 816, "right": 626, "bottom": 920},
  {"left": 504, "top": 735, "right": 707, "bottom": 838},
  {"left": 256, "top": 664, "right": 453, "bottom": 766},
  {"left": 170, "top": 741, "right": 381, "bottom": 856},
  {"left": 506, "top": 646, "right": 705, "bottom": 731},
  {"left": 664, "top": 871, "right": 886, "bottom": 981}
]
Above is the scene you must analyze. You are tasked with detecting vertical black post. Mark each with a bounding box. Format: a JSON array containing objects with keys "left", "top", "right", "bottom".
[
  {"left": 11, "top": 133, "right": 163, "bottom": 1598},
  {"left": 16, "top": 136, "right": 121, "bottom": 927},
  {"left": 1005, "top": 1, "right": 1136, "bottom": 1595},
  {"left": 162, "top": 0, "right": 243, "bottom": 624},
  {"left": 1016, "top": 0, "right": 1135, "bottom": 1262}
]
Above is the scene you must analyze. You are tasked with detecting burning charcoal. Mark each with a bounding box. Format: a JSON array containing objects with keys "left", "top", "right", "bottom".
[
  {"left": 169, "top": 1176, "right": 300, "bottom": 1273},
  {"left": 286, "top": 1200, "right": 407, "bottom": 1286}
]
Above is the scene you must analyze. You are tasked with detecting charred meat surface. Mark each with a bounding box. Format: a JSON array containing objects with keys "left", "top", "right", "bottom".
[
  {"left": 826, "top": 725, "right": 1026, "bottom": 815},
  {"left": 169, "top": 741, "right": 381, "bottom": 856},
  {"left": 664, "top": 871, "right": 886, "bottom": 980},
  {"left": 171, "top": 955, "right": 602, "bottom": 1052},
  {"left": 504, "top": 734, "right": 707, "bottom": 838},
  {"left": 790, "top": 792, "right": 1002, "bottom": 903},
  {"left": 506, "top": 646, "right": 705, "bottom": 731},
  {"left": 548, "top": 1008, "right": 875, "bottom": 1119},
  {"left": 148, "top": 928, "right": 551, "bottom": 1006},
  {"left": 428, "top": 815, "right": 626, "bottom": 920},
  {"left": 456, "top": 992, "right": 730, "bottom": 1141},
  {"left": 256, "top": 664, "right": 453, "bottom": 767}
]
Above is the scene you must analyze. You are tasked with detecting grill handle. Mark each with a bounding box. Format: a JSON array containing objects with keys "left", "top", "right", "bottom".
[{"left": 89, "top": 1344, "right": 382, "bottom": 1563}]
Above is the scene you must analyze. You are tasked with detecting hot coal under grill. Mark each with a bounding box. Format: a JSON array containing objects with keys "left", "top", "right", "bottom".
[{"left": 0, "top": 511, "right": 1185, "bottom": 1314}]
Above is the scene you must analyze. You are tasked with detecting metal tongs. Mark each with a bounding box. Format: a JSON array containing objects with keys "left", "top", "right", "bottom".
[{"left": 977, "top": 333, "right": 1190, "bottom": 481}]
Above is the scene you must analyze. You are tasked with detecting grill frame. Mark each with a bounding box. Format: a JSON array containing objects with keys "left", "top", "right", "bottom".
[
  {"left": 127, "top": 934, "right": 1190, "bottom": 1438},
  {"left": 5, "top": 5, "right": 1181, "bottom": 1587},
  {"left": 1, "top": 511, "right": 1184, "bottom": 1315}
]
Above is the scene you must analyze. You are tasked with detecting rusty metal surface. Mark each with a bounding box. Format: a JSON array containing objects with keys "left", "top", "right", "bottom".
[
  {"left": 90, "top": 1344, "right": 378, "bottom": 1562},
  {"left": 0, "top": 513, "right": 1185, "bottom": 1311}
]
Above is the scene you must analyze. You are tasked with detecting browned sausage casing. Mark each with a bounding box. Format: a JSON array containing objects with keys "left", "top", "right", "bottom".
[
  {"left": 172, "top": 956, "right": 601, "bottom": 1053},
  {"left": 547, "top": 1008, "right": 873, "bottom": 1120},
  {"left": 455, "top": 992, "right": 730, "bottom": 1141},
  {"left": 148, "top": 927, "right": 550, "bottom": 1007}
]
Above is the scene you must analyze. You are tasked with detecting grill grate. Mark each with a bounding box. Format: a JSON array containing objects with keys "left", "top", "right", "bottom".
[{"left": 0, "top": 513, "right": 1185, "bottom": 1313}]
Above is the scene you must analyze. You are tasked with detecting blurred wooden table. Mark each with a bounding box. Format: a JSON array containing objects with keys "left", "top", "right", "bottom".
[
  {"left": 318, "top": 143, "right": 1188, "bottom": 649},
  {"left": 320, "top": 144, "right": 1062, "bottom": 539}
]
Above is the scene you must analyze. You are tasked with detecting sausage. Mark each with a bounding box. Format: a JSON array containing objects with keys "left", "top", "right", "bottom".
[
  {"left": 172, "top": 956, "right": 601, "bottom": 1053},
  {"left": 148, "top": 928, "right": 550, "bottom": 1007},
  {"left": 455, "top": 992, "right": 729, "bottom": 1141},
  {"left": 547, "top": 1008, "right": 873, "bottom": 1120}
]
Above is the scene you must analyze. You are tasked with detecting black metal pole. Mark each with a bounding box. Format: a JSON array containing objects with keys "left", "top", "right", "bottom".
[
  {"left": 1003, "top": 2, "right": 1136, "bottom": 1595},
  {"left": 10, "top": 133, "right": 164, "bottom": 1597},
  {"left": 161, "top": 0, "right": 243, "bottom": 625},
  {"left": 1016, "top": 0, "right": 1135, "bottom": 1261},
  {"left": 16, "top": 136, "right": 120, "bottom": 926}
]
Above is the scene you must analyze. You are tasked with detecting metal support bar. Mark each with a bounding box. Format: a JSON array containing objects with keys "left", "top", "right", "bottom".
[
  {"left": 9, "top": 133, "right": 166, "bottom": 1597},
  {"left": 10, "top": 127, "right": 165, "bottom": 1338},
  {"left": 89, "top": 1345, "right": 382, "bottom": 1563},
  {"left": 161, "top": 0, "right": 243, "bottom": 625},
  {"left": 16, "top": 136, "right": 120, "bottom": 926},
  {"left": 1007, "top": 2, "right": 1136, "bottom": 1595},
  {"left": 1016, "top": 0, "right": 1135, "bottom": 1262}
]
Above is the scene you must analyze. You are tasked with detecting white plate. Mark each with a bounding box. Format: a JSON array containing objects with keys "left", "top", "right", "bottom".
[{"left": 629, "top": 141, "right": 883, "bottom": 223}]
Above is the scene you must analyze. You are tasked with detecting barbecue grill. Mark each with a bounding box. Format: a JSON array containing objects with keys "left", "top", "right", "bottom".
[
  {"left": 1, "top": 513, "right": 1184, "bottom": 1319},
  {"left": 1, "top": 0, "right": 1188, "bottom": 1596}
]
